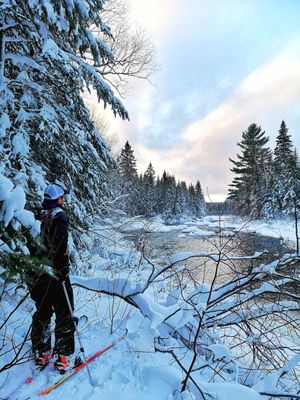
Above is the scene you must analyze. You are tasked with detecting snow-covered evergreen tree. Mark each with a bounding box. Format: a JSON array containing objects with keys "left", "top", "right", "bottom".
[
  {"left": 273, "top": 121, "right": 296, "bottom": 214},
  {"left": 283, "top": 149, "right": 300, "bottom": 216},
  {"left": 117, "top": 141, "right": 138, "bottom": 178},
  {"left": 186, "top": 184, "right": 195, "bottom": 215},
  {"left": 159, "top": 171, "right": 177, "bottom": 219},
  {"left": 252, "top": 146, "right": 273, "bottom": 217},
  {"left": 259, "top": 150, "right": 275, "bottom": 218},
  {"left": 142, "top": 163, "right": 156, "bottom": 216},
  {"left": 0, "top": 0, "right": 128, "bottom": 231},
  {"left": 112, "top": 141, "right": 207, "bottom": 220},
  {"left": 178, "top": 181, "right": 189, "bottom": 215},
  {"left": 116, "top": 141, "right": 140, "bottom": 215},
  {"left": 170, "top": 182, "right": 183, "bottom": 220},
  {"left": 194, "top": 180, "right": 206, "bottom": 217},
  {"left": 0, "top": 173, "right": 41, "bottom": 282},
  {"left": 228, "top": 123, "right": 271, "bottom": 217}
]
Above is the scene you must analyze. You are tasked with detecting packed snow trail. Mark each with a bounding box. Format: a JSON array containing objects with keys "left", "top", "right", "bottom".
[{"left": 39, "top": 330, "right": 128, "bottom": 396}]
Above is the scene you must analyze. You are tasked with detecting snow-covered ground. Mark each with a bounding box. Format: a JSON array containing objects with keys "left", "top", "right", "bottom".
[
  {"left": 202, "top": 215, "right": 299, "bottom": 245},
  {"left": 1, "top": 215, "right": 299, "bottom": 399}
]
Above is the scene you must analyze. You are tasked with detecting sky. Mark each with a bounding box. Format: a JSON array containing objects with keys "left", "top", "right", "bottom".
[{"left": 99, "top": 0, "right": 300, "bottom": 201}]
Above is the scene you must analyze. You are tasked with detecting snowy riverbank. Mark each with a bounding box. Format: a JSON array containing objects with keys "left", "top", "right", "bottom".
[
  {"left": 1, "top": 215, "right": 299, "bottom": 400},
  {"left": 114, "top": 214, "right": 299, "bottom": 249}
]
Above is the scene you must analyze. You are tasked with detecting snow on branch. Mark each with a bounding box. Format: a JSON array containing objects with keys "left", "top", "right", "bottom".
[
  {"left": 71, "top": 252, "right": 300, "bottom": 336},
  {"left": 66, "top": 51, "right": 128, "bottom": 119},
  {"left": 254, "top": 354, "right": 300, "bottom": 393}
]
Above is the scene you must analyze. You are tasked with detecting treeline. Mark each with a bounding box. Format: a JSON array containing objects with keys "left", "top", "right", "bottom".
[
  {"left": 228, "top": 121, "right": 300, "bottom": 218},
  {"left": 109, "top": 141, "right": 206, "bottom": 219},
  {"left": 206, "top": 199, "right": 238, "bottom": 215}
]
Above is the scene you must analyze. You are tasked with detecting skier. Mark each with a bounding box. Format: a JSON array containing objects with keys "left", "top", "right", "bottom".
[{"left": 28, "top": 183, "right": 75, "bottom": 372}]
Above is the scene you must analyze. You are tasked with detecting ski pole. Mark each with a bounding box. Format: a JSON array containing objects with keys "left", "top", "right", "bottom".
[{"left": 62, "top": 280, "right": 94, "bottom": 387}]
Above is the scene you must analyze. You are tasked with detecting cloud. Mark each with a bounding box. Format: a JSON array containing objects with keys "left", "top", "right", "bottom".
[
  {"left": 132, "top": 43, "right": 300, "bottom": 200},
  {"left": 130, "top": 0, "right": 182, "bottom": 37},
  {"left": 91, "top": 1, "right": 300, "bottom": 202}
]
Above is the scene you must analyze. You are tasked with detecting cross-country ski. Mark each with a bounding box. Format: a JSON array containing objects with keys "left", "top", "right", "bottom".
[{"left": 39, "top": 330, "right": 127, "bottom": 396}]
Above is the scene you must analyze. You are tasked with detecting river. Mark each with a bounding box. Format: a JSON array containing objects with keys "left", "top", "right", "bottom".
[{"left": 123, "top": 218, "right": 293, "bottom": 285}]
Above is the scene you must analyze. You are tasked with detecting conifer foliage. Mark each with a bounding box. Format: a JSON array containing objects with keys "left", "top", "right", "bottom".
[
  {"left": 228, "top": 124, "right": 270, "bottom": 217},
  {"left": 115, "top": 142, "right": 206, "bottom": 219},
  {"left": 228, "top": 121, "right": 300, "bottom": 218},
  {"left": 273, "top": 121, "right": 296, "bottom": 214},
  {"left": 118, "top": 141, "right": 138, "bottom": 178},
  {"left": 116, "top": 141, "right": 140, "bottom": 215},
  {"left": 0, "top": 0, "right": 128, "bottom": 227}
]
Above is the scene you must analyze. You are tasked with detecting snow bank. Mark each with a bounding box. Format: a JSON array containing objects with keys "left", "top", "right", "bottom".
[{"left": 203, "top": 214, "right": 299, "bottom": 245}]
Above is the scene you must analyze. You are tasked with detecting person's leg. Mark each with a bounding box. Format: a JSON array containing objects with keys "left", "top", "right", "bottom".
[
  {"left": 30, "top": 275, "right": 54, "bottom": 357},
  {"left": 53, "top": 277, "right": 75, "bottom": 356}
]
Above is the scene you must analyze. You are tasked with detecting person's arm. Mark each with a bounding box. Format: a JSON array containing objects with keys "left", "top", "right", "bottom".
[{"left": 50, "top": 212, "right": 70, "bottom": 280}]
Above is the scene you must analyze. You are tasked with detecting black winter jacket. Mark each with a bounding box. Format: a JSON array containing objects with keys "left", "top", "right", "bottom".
[{"left": 40, "top": 207, "right": 70, "bottom": 279}]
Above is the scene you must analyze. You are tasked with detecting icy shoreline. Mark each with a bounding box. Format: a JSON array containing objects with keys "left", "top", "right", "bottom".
[{"left": 115, "top": 214, "right": 299, "bottom": 250}]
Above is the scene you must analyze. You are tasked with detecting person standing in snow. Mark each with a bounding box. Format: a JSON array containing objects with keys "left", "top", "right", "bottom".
[{"left": 28, "top": 183, "right": 75, "bottom": 372}]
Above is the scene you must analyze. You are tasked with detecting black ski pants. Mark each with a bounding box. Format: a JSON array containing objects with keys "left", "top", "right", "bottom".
[{"left": 30, "top": 273, "right": 75, "bottom": 356}]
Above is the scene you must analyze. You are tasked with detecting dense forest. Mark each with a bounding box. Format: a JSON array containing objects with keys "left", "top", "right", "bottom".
[{"left": 110, "top": 141, "right": 206, "bottom": 219}]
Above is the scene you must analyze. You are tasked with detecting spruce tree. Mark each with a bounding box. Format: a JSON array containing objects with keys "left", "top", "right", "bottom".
[
  {"left": 155, "top": 175, "right": 163, "bottom": 214},
  {"left": 228, "top": 123, "right": 271, "bottom": 217},
  {"left": 178, "top": 181, "right": 189, "bottom": 215},
  {"left": 188, "top": 184, "right": 196, "bottom": 216},
  {"left": 116, "top": 141, "right": 140, "bottom": 215},
  {"left": 283, "top": 149, "right": 300, "bottom": 216},
  {"left": 273, "top": 121, "right": 295, "bottom": 214},
  {"left": 0, "top": 0, "right": 128, "bottom": 230},
  {"left": 143, "top": 163, "right": 156, "bottom": 216},
  {"left": 194, "top": 180, "right": 206, "bottom": 217},
  {"left": 259, "top": 150, "right": 275, "bottom": 218},
  {"left": 158, "top": 171, "right": 176, "bottom": 219},
  {"left": 172, "top": 183, "right": 184, "bottom": 220},
  {"left": 118, "top": 141, "right": 138, "bottom": 178},
  {"left": 274, "top": 121, "right": 294, "bottom": 174}
]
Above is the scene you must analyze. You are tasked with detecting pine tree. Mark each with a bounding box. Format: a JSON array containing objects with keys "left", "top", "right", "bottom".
[
  {"left": 143, "top": 163, "right": 156, "bottom": 216},
  {"left": 274, "top": 121, "right": 294, "bottom": 174},
  {"left": 158, "top": 171, "right": 176, "bottom": 219},
  {"left": 273, "top": 121, "right": 295, "bottom": 214},
  {"left": 116, "top": 141, "right": 140, "bottom": 215},
  {"left": 283, "top": 148, "right": 300, "bottom": 217},
  {"left": 172, "top": 183, "right": 184, "bottom": 220},
  {"left": 259, "top": 150, "right": 275, "bottom": 218},
  {"left": 188, "top": 184, "right": 196, "bottom": 216},
  {"left": 118, "top": 141, "right": 138, "bottom": 178},
  {"left": 155, "top": 175, "right": 163, "bottom": 214},
  {"left": 0, "top": 0, "right": 128, "bottom": 230},
  {"left": 228, "top": 123, "right": 271, "bottom": 217},
  {"left": 178, "top": 181, "right": 189, "bottom": 215},
  {"left": 194, "top": 180, "right": 206, "bottom": 217}
]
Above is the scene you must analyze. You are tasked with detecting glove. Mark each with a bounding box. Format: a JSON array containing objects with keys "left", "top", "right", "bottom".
[{"left": 54, "top": 271, "right": 69, "bottom": 283}]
